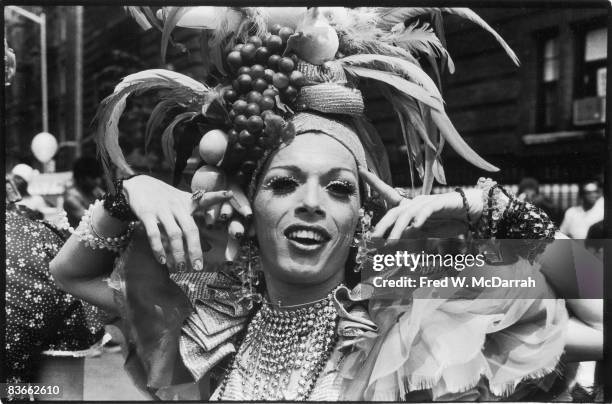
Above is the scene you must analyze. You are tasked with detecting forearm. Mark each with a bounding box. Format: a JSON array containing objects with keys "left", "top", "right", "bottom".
[
  {"left": 564, "top": 316, "right": 603, "bottom": 362},
  {"left": 50, "top": 202, "right": 130, "bottom": 315},
  {"left": 567, "top": 299, "right": 603, "bottom": 331}
]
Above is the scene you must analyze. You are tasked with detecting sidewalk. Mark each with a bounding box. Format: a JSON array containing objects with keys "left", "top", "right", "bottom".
[{"left": 83, "top": 350, "right": 149, "bottom": 400}]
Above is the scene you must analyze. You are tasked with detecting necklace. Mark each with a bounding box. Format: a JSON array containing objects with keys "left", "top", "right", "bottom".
[{"left": 218, "top": 287, "right": 340, "bottom": 400}]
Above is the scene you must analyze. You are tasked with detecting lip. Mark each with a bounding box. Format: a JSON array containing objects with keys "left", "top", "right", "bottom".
[{"left": 283, "top": 224, "right": 332, "bottom": 252}]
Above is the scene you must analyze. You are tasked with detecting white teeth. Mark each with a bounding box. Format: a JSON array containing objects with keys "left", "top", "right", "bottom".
[{"left": 287, "top": 229, "right": 324, "bottom": 242}]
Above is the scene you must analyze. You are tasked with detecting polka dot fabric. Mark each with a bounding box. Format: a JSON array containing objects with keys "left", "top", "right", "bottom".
[{"left": 5, "top": 206, "right": 104, "bottom": 384}]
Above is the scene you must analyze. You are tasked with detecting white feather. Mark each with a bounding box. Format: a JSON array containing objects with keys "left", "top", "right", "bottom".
[{"left": 345, "top": 66, "right": 444, "bottom": 112}]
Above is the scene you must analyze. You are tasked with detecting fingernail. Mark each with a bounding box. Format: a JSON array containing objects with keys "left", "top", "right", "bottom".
[
  {"left": 219, "top": 213, "right": 229, "bottom": 221},
  {"left": 223, "top": 191, "right": 233, "bottom": 197},
  {"left": 176, "top": 262, "right": 186, "bottom": 271},
  {"left": 159, "top": 255, "right": 167, "bottom": 265},
  {"left": 193, "top": 259, "right": 203, "bottom": 271},
  {"left": 234, "top": 232, "right": 243, "bottom": 240}
]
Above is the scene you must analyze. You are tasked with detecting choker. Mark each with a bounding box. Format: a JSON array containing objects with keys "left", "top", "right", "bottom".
[{"left": 218, "top": 287, "right": 340, "bottom": 400}]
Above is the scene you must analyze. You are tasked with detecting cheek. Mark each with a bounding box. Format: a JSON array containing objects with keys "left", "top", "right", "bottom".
[
  {"left": 252, "top": 192, "right": 284, "bottom": 240},
  {"left": 332, "top": 201, "right": 360, "bottom": 241}
]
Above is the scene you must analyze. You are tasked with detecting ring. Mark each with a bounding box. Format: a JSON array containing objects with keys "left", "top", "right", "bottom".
[
  {"left": 191, "top": 190, "right": 205, "bottom": 201},
  {"left": 395, "top": 188, "right": 410, "bottom": 199}
]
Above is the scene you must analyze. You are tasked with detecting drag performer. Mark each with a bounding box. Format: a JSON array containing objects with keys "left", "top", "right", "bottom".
[{"left": 51, "top": 7, "right": 602, "bottom": 401}]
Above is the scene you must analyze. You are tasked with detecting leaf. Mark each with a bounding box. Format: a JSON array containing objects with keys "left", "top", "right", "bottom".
[
  {"left": 424, "top": 54, "right": 443, "bottom": 90},
  {"left": 339, "top": 54, "right": 442, "bottom": 100},
  {"left": 141, "top": 7, "right": 164, "bottom": 31},
  {"left": 433, "top": 157, "right": 446, "bottom": 184},
  {"left": 430, "top": 109, "right": 499, "bottom": 172},
  {"left": 124, "top": 7, "right": 153, "bottom": 30},
  {"left": 161, "top": 7, "right": 194, "bottom": 62},
  {"left": 378, "top": 85, "right": 423, "bottom": 185},
  {"left": 344, "top": 66, "right": 443, "bottom": 111},
  {"left": 393, "top": 94, "right": 435, "bottom": 151},
  {"left": 422, "top": 138, "right": 435, "bottom": 195}
]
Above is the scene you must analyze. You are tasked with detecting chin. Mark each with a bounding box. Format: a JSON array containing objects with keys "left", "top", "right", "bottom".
[{"left": 276, "top": 258, "right": 328, "bottom": 283}]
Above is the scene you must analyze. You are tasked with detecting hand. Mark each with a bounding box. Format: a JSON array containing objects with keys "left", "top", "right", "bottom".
[
  {"left": 123, "top": 175, "right": 233, "bottom": 270},
  {"left": 359, "top": 168, "right": 483, "bottom": 242}
]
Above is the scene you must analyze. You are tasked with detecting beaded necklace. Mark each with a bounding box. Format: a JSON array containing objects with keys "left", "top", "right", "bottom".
[{"left": 217, "top": 287, "right": 340, "bottom": 400}]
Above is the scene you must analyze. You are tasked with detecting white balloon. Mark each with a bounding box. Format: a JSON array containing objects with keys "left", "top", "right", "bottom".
[{"left": 31, "top": 132, "right": 58, "bottom": 163}]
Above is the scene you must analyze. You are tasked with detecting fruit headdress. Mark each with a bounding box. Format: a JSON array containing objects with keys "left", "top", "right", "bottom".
[{"left": 96, "top": 7, "right": 518, "bottom": 194}]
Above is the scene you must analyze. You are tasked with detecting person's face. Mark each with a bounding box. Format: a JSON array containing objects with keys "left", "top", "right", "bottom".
[
  {"left": 582, "top": 183, "right": 601, "bottom": 206},
  {"left": 253, "top": 133, "right": 361, "bottom": 286}
]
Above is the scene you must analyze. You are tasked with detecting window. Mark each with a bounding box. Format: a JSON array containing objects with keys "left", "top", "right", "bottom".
[
  {"left": 580, "top": 27, "right": 607, "bottom": 97},
  {"left": 537, "top": 35, "right": 560, "bottom": 131},
  {"left": 573, "top": 26, "right": 607, "bottom": 126}
]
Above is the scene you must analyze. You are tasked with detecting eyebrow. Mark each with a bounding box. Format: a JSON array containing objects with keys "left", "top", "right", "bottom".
[{"left": 266, "top": 165, "right": 356, "bottom": 176}]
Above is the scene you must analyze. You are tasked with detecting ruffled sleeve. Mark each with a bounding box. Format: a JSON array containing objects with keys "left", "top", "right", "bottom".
[
  {"left": 108, "top": 227, "right": 250, "bottom": 400},
  {"left": 336, "top": 259, "right": 568, "bottom": 401}
]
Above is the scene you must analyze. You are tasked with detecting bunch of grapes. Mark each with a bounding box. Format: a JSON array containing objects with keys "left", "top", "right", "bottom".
[{"left": 221, "top": 25, "right": 306, "bottom": 184}]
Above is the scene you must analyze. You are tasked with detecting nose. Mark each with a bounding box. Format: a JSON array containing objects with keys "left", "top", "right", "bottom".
[{"left": 295, "top": 180, "right": 325, "bottom": 217}]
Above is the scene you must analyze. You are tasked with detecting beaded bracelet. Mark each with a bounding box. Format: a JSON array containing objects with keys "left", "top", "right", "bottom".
[
  {"left": 74, "top": 200, "right": 135, "bottom": 252},
  {"left": 474, "top": 178, "right": 511, "bottom": 239},
  {"left": 454, "top": 188, "right": 475, "bottom": 233},
  {"left": 102, "top": 178, "right": 138, "bottom": 222}
]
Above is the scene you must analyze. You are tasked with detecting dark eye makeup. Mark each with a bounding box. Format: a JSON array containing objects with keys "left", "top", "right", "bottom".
[
  {"left": 326, "top": 180, "right": 357, "bottom": 197},
  {"left": 263, "top": 175, "right": 300, "bottom": 194},
  {"left": 262, "top": 175, "right": 357, "bottom": 198}
]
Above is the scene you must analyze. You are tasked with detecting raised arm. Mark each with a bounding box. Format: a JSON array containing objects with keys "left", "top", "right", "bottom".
[{"left": 50, "top": 175, "right": 233, "bottom": 314}]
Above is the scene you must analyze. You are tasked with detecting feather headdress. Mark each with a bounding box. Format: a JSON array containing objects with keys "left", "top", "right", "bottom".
[{"left": 98, "top": 6, "right": 518, "bottom": 193}]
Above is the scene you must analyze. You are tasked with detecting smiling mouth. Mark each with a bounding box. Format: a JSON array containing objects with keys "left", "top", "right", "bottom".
[{"left": 284, "top": 225, "right": 331, "bottom": 249}]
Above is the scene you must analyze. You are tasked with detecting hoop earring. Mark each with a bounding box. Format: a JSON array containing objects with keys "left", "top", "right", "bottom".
[{"left": 352, "top": 207, "right": 376, "bottom": 272}]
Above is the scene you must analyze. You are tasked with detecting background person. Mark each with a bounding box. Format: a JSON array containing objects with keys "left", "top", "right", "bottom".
[
  {"left": 11, "top": 163, "right": 49, "bottom": 218},
  {"left": 517, "top": 176, "right": 561, "bottom": 224},
  {"left": 63, "top": 156, "right": 106, "bottom": 228},
  {"left": 559, "top": 180, "right": 603, "bottom": 240}
]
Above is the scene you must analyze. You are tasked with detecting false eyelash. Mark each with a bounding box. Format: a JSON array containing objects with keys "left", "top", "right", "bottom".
[
  {"left": 262, "top": 175, "right": 300, "bottom": 189},
  {"left": 327, "top": 179, "right": 357, "bottom": 196}
]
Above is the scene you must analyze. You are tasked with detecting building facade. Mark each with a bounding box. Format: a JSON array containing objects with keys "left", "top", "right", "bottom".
[{"left": 4, "top": 6, "right": 608, "bottom": 187}]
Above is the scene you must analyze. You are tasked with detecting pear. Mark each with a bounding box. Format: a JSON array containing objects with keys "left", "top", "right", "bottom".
[{"left": 285, "top": 8, "right": 339, "bottom": 66}]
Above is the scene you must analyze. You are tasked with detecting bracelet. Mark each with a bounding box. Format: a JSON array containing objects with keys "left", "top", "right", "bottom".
[
  {"left": 74, "top": 200, "right": 135, "bottom": 252},
  {"left": 103, "top": 178, "right": 138, "bottom": 222},
  {"left": 498, "top": 198, "right": 557, "bottom": 239},
  {"left": 454, "top": 188, "right": 475, "bottom": 233},
  {"left": 475, "top": 178, "right": 512, "bottom": 238}
]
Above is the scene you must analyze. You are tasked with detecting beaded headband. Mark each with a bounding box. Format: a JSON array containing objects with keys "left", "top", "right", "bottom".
[
  {"left": 95, "top": 7, "right": 519, "bottom": 195},
  {"left": 246, "top": 112, "right": 369, "bottom": 201}
]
